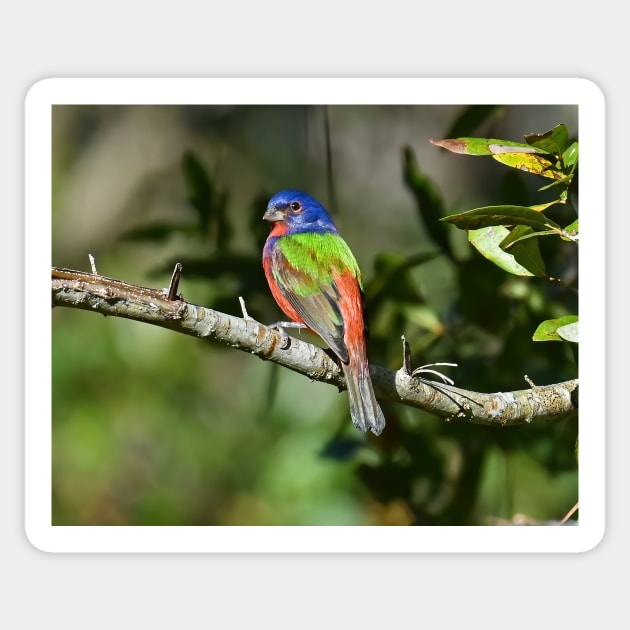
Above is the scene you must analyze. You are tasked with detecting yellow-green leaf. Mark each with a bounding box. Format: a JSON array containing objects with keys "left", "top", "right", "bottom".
[
  {"left": 530, "top": 200, "right": 564, "bottom": 213},
  {"left": 490, "top": 152, "right": 563, "bottom": 179},
  {"left": 533, "top": 316, "right": 579, "bottom": 342}
]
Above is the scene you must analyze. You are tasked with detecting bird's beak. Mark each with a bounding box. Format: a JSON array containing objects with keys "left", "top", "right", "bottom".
[{"left": 263, "top": 205, "right": 286, "bottom": 222}]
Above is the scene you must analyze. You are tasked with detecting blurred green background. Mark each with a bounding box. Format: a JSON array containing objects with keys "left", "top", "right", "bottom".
[{"left": 52, "top": 104, "right": 578, "bottom": 526}]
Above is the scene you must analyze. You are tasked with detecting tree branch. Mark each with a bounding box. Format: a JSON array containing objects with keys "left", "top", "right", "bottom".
[{"left": 52, "top": 266, "right": 578, "bottom": 427}]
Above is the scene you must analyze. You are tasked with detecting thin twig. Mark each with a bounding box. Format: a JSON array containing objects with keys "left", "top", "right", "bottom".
[
  {"left": 166, "top": 263, "right": 183, "bottom": 301},
  {"left": 560, "top": 502, "right": 579, "bottom": 524}
]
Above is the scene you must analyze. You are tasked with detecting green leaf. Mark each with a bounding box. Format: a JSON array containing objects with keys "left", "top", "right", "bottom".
[
  {"left": 532, "top": 316, "right": 579, "bottom": 342},
  {"left": 430, "top": 134, "right": 565, "bottom": 179},
  {"left": 562, "top": 142, "right": 579, "bottom": 168},
  {"left": 441, "top": 205, "right": 563, "bottom": 232},
  {"left": 403, "top": 146, "right": 454, "bottom": 260},
  {"left": 524, "top": 124, "right": 570, "bottom": 156},
  {"left": 400, "top": 304, "right": 444, "bottom": 334},
  {"left": 214, "top": 189, "right": 233, "bottom": 252},
  {"left": 444, "top": 105, "right": 504, "bottom": 138},
  {"left": 153, "top": 253, "right": 262, "bottom": 280},
  {"left": 562, "top": 218, "right": 579, "bottom": 241},
  {"left": 501, "top": 228, "right": 559, "bottom": 245},
  {"left": 469, "top": 226, "right": 534, "bottom": 276},
  {"left": 430, "top": 137, "right": 543, "bottom": 156},
  {"left": 182, "top": 150, "right": 213, "bottom": 234},
  {"left": 181, "top": 150, "right": 232, "bottom": 250},
  {"left": 120, "top": 222, "right": 198, "bottom": 242},
  {"left": 499, "top": 225, "right": 547, "bottom": 277},
  {"left": 537, "top": 174, "right": 574, "bottom": 191},
  {"left": 249, "top": 191, "right": 275, "bottom": 251},
  {"left": 368, "top": 251, "right": 428, "bottom": 304}
]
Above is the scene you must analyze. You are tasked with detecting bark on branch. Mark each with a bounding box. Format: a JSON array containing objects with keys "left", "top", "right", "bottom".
[{"left": 52, "top": 266, "right": 578, "bottom": 427}]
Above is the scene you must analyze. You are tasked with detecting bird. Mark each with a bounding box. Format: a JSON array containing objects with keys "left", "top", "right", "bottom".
[{"left": 262, "top": 189, "right": 386, "bottom": 436}]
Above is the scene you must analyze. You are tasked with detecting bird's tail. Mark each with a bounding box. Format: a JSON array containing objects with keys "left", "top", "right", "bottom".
[{"left": 342, "top": 360, "right": 386, "bottom": 436}]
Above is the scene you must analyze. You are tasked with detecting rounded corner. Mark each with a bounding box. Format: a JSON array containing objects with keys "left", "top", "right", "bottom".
[
  {"left": 24, "top": 77, "right": 57, "bottom": 107},
  {"left": 576, "top": 522, "right": 606, "bottom": 553},
  {"left": 576, "top": 77, "right": 606, "bottom": 105},
  {"left": 24, "top": 522, "right": 56, "bottom": 554}
]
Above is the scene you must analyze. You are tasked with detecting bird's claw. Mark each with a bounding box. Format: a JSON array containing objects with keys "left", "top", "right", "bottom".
[
  {"left": 278, "top": 329, "right": 291, "bottom": 350},
  {"left": 239, "top": 298, "right": 296, "bottom": 348},
  {"left": 268, "top": 321, "right": 306, "bottom": 350}
]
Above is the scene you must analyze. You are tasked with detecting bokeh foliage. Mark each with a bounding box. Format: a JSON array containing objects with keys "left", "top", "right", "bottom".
[{"left": 52, "top": 104, "right": 578, "bottom": 526}]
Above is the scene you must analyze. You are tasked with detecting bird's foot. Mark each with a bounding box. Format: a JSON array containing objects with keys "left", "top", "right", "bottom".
[
  {"left": 268, "top": 321, "right": 307, "bottom": 350},
  {"left": 239, "top": 298, "right": 306, "bottom": 350}
]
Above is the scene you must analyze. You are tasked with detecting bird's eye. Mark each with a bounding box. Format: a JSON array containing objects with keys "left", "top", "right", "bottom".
[{"left": 289, "top": 201, "right": 302, "bottom": 213}]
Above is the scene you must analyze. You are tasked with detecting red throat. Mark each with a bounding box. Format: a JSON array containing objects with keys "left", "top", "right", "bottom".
[{"left": 269, "top": 222, "right": 288, "bottom": 238}]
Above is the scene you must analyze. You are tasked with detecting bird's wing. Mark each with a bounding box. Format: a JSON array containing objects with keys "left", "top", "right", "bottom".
[{"left": 270, "top": 234, "right": 364, "bottom": 364}]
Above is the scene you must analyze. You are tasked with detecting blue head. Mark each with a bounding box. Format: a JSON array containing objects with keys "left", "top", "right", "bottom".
[{"left": 263, "top": 190, "right": 338, "bottom": 235}]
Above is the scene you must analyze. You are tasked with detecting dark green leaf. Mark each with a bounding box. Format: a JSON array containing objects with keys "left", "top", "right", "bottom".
[
  {"left": 250, "top": 191, "right": 275, "bottom": 251},
  {"left": 501, "top": 228, "right": 559, "bottom": 245},
  {"left": 367, "top": 251, "right": 429, "bottom": 304},
  {"left": 403, "top": 146, "right": 455, "bottom": 260},
  {"left": 444, "top": 105, "right": 504, "bottom": 138},
  {"left": 320, "top": 437, "right": 364, "bottom": 460},
  {"left": 537, "top": 174, "right": 574, "bottom": 191},
  {"left": 442, "top": 205, "right": 563, "bottom": 232},
  {"left": 181, "top": 150, "right": 213, "bottom": 234},
  {"left": 153, "top": 253, "right": 262, "bottom": 280},
  {"left": 524, "top": 124, "right": 570, "bottom": 156},
  {"left": 215, "top": 189, "right": 232, "bottom": 252},
  {"left": 469, "top": 226, "right": 534, "bottom": 276},
  {"left": 120, "top": 222, "right": 198, "bottom": 242},
  {"left": 500, "top": 226, "right": 547, "bottom": 277},
  {"left": 181, "top": 150, "right": 232, "bottom": 249}
]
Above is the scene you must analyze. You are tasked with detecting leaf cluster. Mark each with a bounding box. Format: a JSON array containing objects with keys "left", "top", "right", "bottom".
[{"left": 433, "top": 124, "right": 579, "bottom": 345}]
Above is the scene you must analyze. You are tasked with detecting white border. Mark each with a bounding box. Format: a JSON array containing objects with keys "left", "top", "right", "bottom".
[{"left": 26, "top": 78, "right": 605, "bottom": 552}]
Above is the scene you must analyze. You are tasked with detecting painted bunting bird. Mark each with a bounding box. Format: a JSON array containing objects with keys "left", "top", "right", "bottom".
[{"left": 262, "top": 189, "right": 386, "bottom": 436}]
